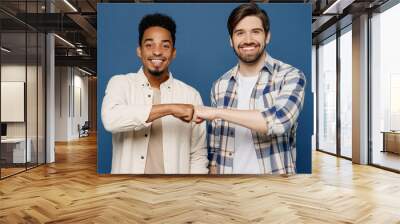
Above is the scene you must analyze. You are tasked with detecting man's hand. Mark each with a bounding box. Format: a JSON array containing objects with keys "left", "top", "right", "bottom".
[
  {"left": 209, "top": 165, "right": 217, "bottom": 174},
  {"left": 193, "top": 106, "right": 219, "bottom": 123},
  {"left": 170, "top": 104, "right": 194, "bottom": 122}
]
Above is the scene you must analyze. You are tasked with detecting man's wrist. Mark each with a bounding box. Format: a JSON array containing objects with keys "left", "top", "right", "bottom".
[{"left": 214, "top": 108, "right": 222, "bottom": 120}]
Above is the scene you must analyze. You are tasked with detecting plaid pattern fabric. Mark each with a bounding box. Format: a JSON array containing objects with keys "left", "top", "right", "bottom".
[{"left": 208, "top": 53, "right": 306, "bottom": 174}]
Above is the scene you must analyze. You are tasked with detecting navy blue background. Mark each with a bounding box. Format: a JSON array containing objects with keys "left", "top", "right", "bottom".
[{"left": 97, "top": 3, "right": 312, "bottom": 174}]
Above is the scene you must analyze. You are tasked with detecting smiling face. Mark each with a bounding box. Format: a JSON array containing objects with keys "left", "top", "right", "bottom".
[
  {"left": 137, "top": 26, "right": 176, "bottom": 77},
  {"left": 230, "top": 16, "right": 270, "bottom": 64}
]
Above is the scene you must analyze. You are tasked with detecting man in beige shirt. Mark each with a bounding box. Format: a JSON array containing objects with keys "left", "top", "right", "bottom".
[{"left": 101, "top": 13, "right": 208, "bottom": 174}]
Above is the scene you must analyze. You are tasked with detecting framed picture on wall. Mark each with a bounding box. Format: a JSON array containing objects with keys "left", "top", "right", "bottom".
[{"left": 97, "top": 3, "right": 312, "bottom": 175}]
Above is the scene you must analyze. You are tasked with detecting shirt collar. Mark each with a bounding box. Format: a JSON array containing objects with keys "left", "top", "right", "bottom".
[
  {"left": 137, "top": 67, "right": 174, "bottom": 88},
  {"left": 229, "top": 52, "right": 275, "bottom": 80}
]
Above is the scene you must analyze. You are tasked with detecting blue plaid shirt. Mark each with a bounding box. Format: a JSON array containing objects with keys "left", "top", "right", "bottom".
[{"left": 208, "top": 53, "right": 306, "bottom": 174}]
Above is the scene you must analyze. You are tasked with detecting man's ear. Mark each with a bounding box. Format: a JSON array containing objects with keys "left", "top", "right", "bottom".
[
  {"left": 229, "top": 37, "right": 233, "bottom": 48},
  {"left": 136, "top": 46, "right": 142, "bottom": 59},
  {"left": 266, "top": 32, "right": 271, "bottom": 45},
  {"left": 172, "top": 47, "right": 177, "bottom": 60}
]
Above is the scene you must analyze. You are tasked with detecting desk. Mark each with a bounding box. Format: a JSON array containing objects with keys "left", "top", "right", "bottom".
[
  {"left": 382, "top": 131, "right": 400, "bottom": 154},
  {"left": 1, "top": 138, "right": 31, "bottom": 163}
]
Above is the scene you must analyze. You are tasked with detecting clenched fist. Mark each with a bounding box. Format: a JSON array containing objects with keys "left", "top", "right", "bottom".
[
  {"left": 170, "top": 104, "right": 195, "bottom": 122},
  {"left": 193, "top": 106, "right": 218, "bottom": 122}
]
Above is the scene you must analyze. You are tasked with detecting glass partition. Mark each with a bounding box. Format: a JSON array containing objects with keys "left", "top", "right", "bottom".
[
  {"left": 1, "top": 30, "right": 28, "bottom": 177},
  {"left": 0, "top": 1, "right": 46, "bottom": 179}
]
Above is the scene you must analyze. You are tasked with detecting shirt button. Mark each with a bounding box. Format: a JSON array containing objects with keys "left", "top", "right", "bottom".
[
  {"left": 230, "top": 131, "right": 234, "bottom": 136},
  {"left": 144, "top": 134, "right": 148, "bottom": 137},
  {"left": 141, "top": 156, "right": 144, "bottom": 159},
  {"left": 229, "top": 152, "right": 232, "bottom": 156},
  {"left": 147, "top": 94, "right": 151, "bottom": 98}
]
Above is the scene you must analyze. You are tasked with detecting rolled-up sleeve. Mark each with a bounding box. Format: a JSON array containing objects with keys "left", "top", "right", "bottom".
[
  {"left": 260, "top": 70, "right": 306, "bottom": 136},
  {"left": 101, "top": 75, "right": 152, "bottom": 133}
]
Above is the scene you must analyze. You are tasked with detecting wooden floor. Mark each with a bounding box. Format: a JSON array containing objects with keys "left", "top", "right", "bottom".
[
  {"left": 1, "top": 163, "right": 46, "bottom": 178},
  {"left": 1, "top": 167, "right": 26, "bottom": 178},
  {"left": 1, "top": 135, "right": 400, "bottom": 223}
]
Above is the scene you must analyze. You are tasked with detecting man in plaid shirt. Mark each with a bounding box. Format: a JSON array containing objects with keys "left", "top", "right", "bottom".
[{"left": 194, "top": 3, "right": 306, "bottom": 174}]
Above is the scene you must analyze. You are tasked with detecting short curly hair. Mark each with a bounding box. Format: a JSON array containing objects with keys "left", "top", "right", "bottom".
[{"left": 138, "top": 13, "right": 176, "bottom": 47}]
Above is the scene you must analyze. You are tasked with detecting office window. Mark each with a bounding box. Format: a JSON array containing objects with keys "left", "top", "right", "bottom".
[
  {"left": 339, "top": 28, "right": 352, "bottom": 158},
  {"left": 371, "top": 3, "right": 400, "bottom": 171},
  {"left": 317, "top": 35, "right": 337, "bottom": 154}
]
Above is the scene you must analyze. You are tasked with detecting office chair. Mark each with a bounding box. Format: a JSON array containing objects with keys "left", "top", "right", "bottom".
[{"left": 79, "top": 121, "right": 90, "bottom": 138}]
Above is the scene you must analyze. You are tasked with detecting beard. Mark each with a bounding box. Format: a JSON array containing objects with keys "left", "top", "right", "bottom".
[
  {"left": 233, "top": 43, "right": 266, "bottom": 64},
  {"left": 145, "top": 57, "right": 167, "bottom": 77},
  {"left": 148, "top": 68, "right": 163, "bottom": 77}
]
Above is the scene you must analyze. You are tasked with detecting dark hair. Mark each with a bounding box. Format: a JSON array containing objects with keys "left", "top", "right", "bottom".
[
  {"left": 227, "top": 3, "right": 270, "bottom": 37},
  {"left": 138, "top": 13, "right": 176, "bottom": 46}
]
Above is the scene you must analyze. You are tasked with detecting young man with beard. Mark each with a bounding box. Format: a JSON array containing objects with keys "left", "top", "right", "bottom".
[
  {"left": 101, "top": 13, "right": 208, "bottom": 174},
  {"left": 194, "top": 3, "right": 306, "bottom": 174}
]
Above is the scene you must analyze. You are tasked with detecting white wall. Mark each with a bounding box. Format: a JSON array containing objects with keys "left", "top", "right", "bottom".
[
  {"left": 54, "top": 66, "right": 89, "bottom": 141},
  {"left": 55, "top": 66, "right": 69, "bottom": 141},
  {"left": 70, "top": 71, "right": 89, "bottom": 139}
]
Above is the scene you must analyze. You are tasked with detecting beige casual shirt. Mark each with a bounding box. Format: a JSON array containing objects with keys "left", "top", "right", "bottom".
[
  {"left": 145, "top": 88, "right": 164, "bottom": 174},
  {"left": 101, "top": 68, "right": 208, "bottom": 174}
]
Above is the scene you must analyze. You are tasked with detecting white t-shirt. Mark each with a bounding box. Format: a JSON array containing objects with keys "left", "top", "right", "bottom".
[{"left": 232, "top": 73, "right": 261, "bottom": 174}]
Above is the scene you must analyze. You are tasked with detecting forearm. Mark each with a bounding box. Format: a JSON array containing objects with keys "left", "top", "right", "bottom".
[
  {"left": 146, "top": 104, "right": 174, "bottom": 122},
  {"left": 215, "top": 108, "right": 267, "bottom": 133},
  {"left": 101, "top": 103, "right": 152, "bottom": 133}
]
